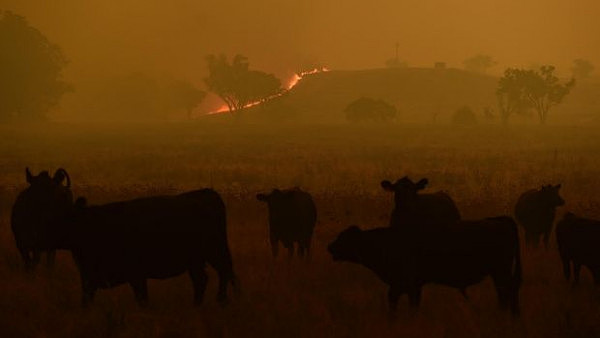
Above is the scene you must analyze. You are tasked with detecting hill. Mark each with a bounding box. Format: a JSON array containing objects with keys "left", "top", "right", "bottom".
[{"left": 225, "top": 67, "right": 600, "bottom": 124}]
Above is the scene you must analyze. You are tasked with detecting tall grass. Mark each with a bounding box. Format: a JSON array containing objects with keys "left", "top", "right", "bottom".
[{"left": 0, "top": 121, "right": 599, "bottom": 337}]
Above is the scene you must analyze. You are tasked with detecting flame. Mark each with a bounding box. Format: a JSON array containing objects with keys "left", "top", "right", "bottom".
[{"left": 207, "top": 67, "right": 329, "bottom": 115}]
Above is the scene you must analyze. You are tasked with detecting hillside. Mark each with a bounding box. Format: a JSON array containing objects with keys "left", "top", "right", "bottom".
[
  {"left": 246, "top": 67, "right": 498, "bottom": 123},
  {"left": 232, "top": 67, "right": 600, "bottom": 124}
]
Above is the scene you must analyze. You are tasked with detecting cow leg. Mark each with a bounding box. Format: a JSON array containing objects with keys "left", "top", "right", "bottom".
[
  {"left": 304, "top": 239, "right": 311, "bottom": 259},
  {"left": 492, "top": 272, "right": 511, "bottom": 310},
  {"left": 408, "top": 287, "right": 422, "bottom": 309},
  {"left": 297, "top": 242, "right": 305, "bottom": 258},
  {"left": 130, "top": 279, "right": 149, "bottom": 307},
  {"left": 525, "top": 231, "right": 540, "bottom": 248},
  {"left": 459, "top": 288, "right": 469, "bottom": 300},
  {"left": 17, "top": 246, "right": 33, "bottom": 271},
  {"left": 287, "top": 243, "right": 294, "bottom": 258},
  {"left": 270, "top": 236, "right": 279, "bottom": 258},
  {"left": 573, "top": 263, "right": 582, "bottom": 284},
  {"left": 31, "top": 250, "right": 41, "bottom": 270},
  {"left": 592, "top": 268, "right": 600, "bottom": 286},
  {"left": 542, "top": 231, "right": 551, "bottom": 249},
  {"left": 189, "top": 266, "right": 208, "bottom": 306},
  {"left": 81, "top": 279, "right": 96, "bottom": 307},
  {"left": 560, "top": 256, "right": 571, "bottom": 281},
  {"left": 46, "top": 250, "right": 56, "bottom": 269},
  {"left": 387, "top": 286, "right": 401, "bottom": 312},
  {"left": 216, "top": 270, "right": 230, "bottom": 305}
]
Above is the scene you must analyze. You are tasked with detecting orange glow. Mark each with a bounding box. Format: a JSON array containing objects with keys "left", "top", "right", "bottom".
[{"left": 208, "top": 67, "right": 330, "bottom": 115}]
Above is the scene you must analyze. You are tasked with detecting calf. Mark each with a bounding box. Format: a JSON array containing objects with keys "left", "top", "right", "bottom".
[
  {"left": 381, "top": 177, "right": 460, "bottom": 230},
  {"left": 257, "top": 188, "right": 317, "bottom": 258},
  {"left": 515, "top": 184, "right": 564, "bottom": 248}
]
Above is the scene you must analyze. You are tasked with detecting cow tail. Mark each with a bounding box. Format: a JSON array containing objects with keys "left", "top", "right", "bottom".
[
  {"left": 513, "top": 226, "right": 522, "bottom": 288},
  {"left": 221, "top": 211, "right": 241, "bottom": 298},
  {"left": 511, "top": 219, "right": 522, "bottom": 315}
]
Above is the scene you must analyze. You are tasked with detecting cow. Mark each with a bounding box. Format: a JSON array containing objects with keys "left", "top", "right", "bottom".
[
  {"left": 11, "top": 168, "right": 73, "bottom": 270},
  {"left": 381, "top": 177, "right": 461, "bottom": 230},
  {"left": 40, "top": 189, "right": 237, "bottom": 307},
  {"left": 556, "top": 212, "right": 600, "bottom": 284},
  {"left": 514, "top": 184, "right": 564, "bottom": 248},
  {"left": 256, "top": 188, "right": 317, "bottom": 258},
  {"left": 328, "top": 217, "right": 522, "bottom": 315}
]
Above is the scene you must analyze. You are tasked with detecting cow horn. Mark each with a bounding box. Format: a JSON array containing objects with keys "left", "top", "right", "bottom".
[
  {"left": 26, "top": 167, "right": 33, "bottom": 184},
  {"left": 53, "top": 168, "right": 71, "bottom": 188}
]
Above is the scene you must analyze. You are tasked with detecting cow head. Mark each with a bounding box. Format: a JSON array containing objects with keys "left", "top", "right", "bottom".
[
  {"left": 15, "top": 168, "right": 74, "bottom": 250},
  {"left": 540, "top": 184, "right": 565, "bottom": 208},
  {"left": 328, "top": 225, "right": 362, "bottom": 262},
  {"left": 381, "top": 177, "right": 428, "bottom": 207}
]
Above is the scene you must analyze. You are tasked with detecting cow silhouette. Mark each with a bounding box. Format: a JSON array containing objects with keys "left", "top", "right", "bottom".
[
  {"left": 257, "top": 188, "right": 317, "bottom": 258},
  {"left": 11, "top": 168, "right": 72, "bottom": 270},
  {"left": 43, "top": 189, "right": 237, "bottom": 307},
  {"left": 556, "top": 212, "right": 600, "bottom": 284},
  {"left": 381, "top": 177, "right": 460, "bottom": 229},
  {"left": 328, "top": 217, "right": 521, "bottom": 315},
  {"left": 515, "top": 184, "right": 564, "bottom": 248}
]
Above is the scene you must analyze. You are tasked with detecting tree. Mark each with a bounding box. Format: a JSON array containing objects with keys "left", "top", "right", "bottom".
[
  {"left": 0, "top": 11, "right": 71, "bottom": 121},
  {"left": 497, "top": 66, "right": 575, "bottom": 125},
  {"left": 345, "top": 97, "right": 397, "bottom": 123},
  {"left": 521, "top": 66, "right": 575, "bottom": 125},
  {"left": 452, "top": 106, "right": 477, "bottom": 125},
  {"left": 463, "top": 54, "right": 496, "bottom": 74},
  {"left": 165, "top": 80, "right": 206, "bottom": 119},
  {"left": 204, "top": 54, "right": 282, "bottom": 116},
  {"left": 496, "top": 68, "right": 530, "bottom": 125},
  {"left": 571, "top": 59, "right": 594, "bottom": 79}
]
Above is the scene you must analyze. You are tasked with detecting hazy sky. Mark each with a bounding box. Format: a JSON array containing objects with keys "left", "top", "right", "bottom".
[{"left": 4, "top": 0, "right": 599, "bottom": 83}]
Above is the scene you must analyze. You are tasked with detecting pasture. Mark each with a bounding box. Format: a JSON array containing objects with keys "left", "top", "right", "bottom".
[{"left": 1, "top": 120, "right": 600, "bottom": 337}]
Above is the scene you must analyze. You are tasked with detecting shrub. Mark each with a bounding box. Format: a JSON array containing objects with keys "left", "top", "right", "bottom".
[
  {"left": 345, "top": 98, "right": 397, "bottom": 123},
  {"left": 452, "top": 106, "right": 478, "bottom": 125}
]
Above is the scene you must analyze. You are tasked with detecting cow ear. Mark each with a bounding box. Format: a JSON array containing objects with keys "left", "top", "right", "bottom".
[
  {"left": 53, "top": 169, "right": 66, "bottom": 185},
  {"left": 256, "top": 193, "right": 268, "bottom": 201},
  {"left": 26, "top": 167, "right": 33, "bottom": 184},
  {"left": 75, "top": 197, "right": 87, "bottom": 208},
  {"left": 381, "top": 180, "right": 394, "bottom": 192},
  {"left": 416, "top": 178, "right": 429, "bottom": 190}
]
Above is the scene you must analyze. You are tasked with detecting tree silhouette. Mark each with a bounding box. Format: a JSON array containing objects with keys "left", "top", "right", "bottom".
[
  {"left": 345, "top": 97, "right": 397, "bottom": 123},
  {"left": 521, "top": 66, "right": 575, "bottom": 125},
  {"left": 496, "top": 68, "right": 530, "bottom": 125},
  {"left": 0, "top": 11, "right": 71, "bottom": 121},
  {"left": 204, "top": 54, "right": 282, "bottom": 116},
  {"left": 463, "top": 54, "right": 496, "bottom": 74},
  {"left": 571, "top": 59, "right": 594, "bottom": 79},
  {"left": 165, "top": 80, "right": 206, "bottom": 119},
  {"left": 497, "top": 66, "right": 575, "bottom": 125}
]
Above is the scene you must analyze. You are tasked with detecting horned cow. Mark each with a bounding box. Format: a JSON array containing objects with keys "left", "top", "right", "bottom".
[{"left": 11, "top": 168, "right": 72, "bottom": 270}]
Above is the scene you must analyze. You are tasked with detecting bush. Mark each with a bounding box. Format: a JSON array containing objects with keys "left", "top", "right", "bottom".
[
  {"left": 345, "top": 98, "right": 397, "bottom": 123},
  {"left": 452, "top": 106, "right": 478, "bottom": 125}
]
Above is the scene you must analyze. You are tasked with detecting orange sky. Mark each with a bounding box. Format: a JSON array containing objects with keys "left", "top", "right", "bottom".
[{"left": 4, "top": 0, "right": 599, "bottom": 82}]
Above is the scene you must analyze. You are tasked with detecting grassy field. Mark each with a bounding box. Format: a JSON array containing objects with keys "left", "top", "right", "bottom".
[{"left": 1, "top": 120, "right": 600, "bottom": 337}]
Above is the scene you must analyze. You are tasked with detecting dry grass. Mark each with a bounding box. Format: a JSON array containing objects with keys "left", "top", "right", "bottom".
[{"left": 1, "top": 121, "right": 600, "bottom": 337}]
